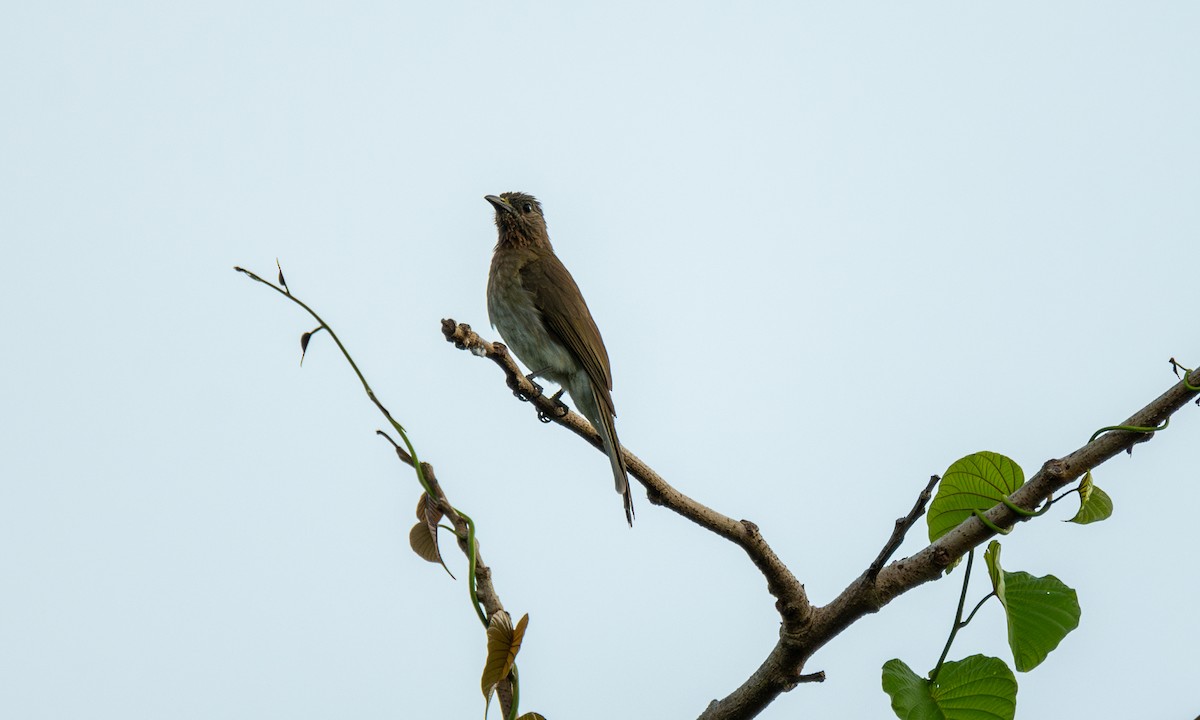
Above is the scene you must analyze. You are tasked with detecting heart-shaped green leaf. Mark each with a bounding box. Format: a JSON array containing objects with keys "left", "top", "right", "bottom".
[
  {"left": 882, "top": 655, "right": 1016, "bottom": 720},
  {"left": 928, "top": 452, "right": 1025, "bottom": 543}
]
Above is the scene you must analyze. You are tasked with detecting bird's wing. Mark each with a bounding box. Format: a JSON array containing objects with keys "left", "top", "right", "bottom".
[{"left": 519, "top": 255, "right": 615, "bottom": 409}]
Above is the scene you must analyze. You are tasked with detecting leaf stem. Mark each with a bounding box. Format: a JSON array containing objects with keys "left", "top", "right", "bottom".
[
  {"left": 931, "top": 549, "right": 975, "bottom": 681},
  {"left": 234, "top": 266, "right": 431, "bottom": 496}
]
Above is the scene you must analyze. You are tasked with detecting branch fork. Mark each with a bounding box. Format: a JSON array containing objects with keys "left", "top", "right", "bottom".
[{"left": 443, "top": 316, "right": 1200, "bottom": 720}]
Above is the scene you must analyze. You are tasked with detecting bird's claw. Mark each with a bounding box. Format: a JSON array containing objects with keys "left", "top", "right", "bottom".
[
  {"left": 536, "top": 389, "right": 570, "bottom": 423},
  {"left": 514, "top": 373, "right": 544, "bottom": 403}
]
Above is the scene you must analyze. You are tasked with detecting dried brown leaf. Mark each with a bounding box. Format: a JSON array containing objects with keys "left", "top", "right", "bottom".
[{"left": 481, "top": 611, "right": 529, "bottom": 700}]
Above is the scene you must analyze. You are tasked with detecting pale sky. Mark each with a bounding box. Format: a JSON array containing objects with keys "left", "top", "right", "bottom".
[{"left": 2, "top": 3, "right": 1198, "bottom": 719}]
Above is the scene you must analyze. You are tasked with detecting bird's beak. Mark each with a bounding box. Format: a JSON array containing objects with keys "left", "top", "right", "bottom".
[{"left": 485, "top": 194, "right": 515, "bottom": 215}]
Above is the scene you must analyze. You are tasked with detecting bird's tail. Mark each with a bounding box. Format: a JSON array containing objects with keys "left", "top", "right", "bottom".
[{"left": 591, "top": 386, "right": 634, "bottom": 526}]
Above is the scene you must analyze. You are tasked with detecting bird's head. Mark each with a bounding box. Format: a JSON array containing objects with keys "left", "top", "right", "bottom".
[{"left": 486, "top": 192, "right": 550, "bottom": 248}]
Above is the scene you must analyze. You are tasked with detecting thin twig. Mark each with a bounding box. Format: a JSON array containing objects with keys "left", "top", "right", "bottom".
[
  {"left": 234, "top": 266, "right": 431, "bottom": 495},
  {"left": 868, "top": 474, "right": 941, "bottom": 578},
  {"left": 238, "top": 268, "right": 518, "bottom": 719}
]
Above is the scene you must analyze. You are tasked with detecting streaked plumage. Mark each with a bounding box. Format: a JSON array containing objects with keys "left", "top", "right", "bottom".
[{"left": 485, "top": 192, "right": 634, "bottom": 525}]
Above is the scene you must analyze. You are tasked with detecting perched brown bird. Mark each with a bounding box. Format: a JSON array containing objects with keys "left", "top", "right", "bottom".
[{"left": 485, "top": 192, "right": 634, "bottom": 525}]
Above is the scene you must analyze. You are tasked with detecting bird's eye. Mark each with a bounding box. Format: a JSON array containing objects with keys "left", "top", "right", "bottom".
[{"left": 522, "top": 203, "right": 533, "bottom": 213}]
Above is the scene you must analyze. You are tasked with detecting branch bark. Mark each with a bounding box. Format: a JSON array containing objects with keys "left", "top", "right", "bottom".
[
  {"left": 709, "top": 365, "right": 1198, "bottom": 718},
  {"left": 443, "top": 317, "right": 1200, "bottom": 720},
  {"left": 441, "top": 319, "right": 812, "bottom": 624}
]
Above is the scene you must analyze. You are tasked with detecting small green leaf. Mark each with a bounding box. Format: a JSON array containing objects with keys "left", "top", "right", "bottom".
[
  {"left": 1069, "top": 471, "right": 1113, "bottom": 524},
  {"left": 928, "top": 452, "right": 1025, "bottom": 543},
  {"left": 515, "top": 714, "right": 546, "bottom": 720},
  {"left": 1078, "top": 470, "right": 1094, "bottom": 504},
  {"left": 987, "top": 544, "right": 1081, "bottom": 671},
  {"left": 983, "top": 541, "right": 1004, "bottom": 598},
  {"left": 882, "top": 656, "right": 1016, "bottom": 720}
]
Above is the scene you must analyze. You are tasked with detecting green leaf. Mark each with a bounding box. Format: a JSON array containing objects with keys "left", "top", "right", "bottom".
[
  {"left": 882, "top": 656, "right": 1016, "bottom": 720},
  {"left": 983, "top": 541, "right": 1004, "bottom": 599},
  {"left": 1068, "top": 471, "right": 1113, "bottom": 524},
  {"left": 882, "top": 659, "right": 943, "bottom": 719},
  {"left": 515, "top": 714, "right": 546, "bottom": 720},
  {"left": 998, "top": 572, "right": 1080, "bottom": 672},
  {"left": 986, "top": 543, "right": 1081, "bottom": 672},
  {"left": 934, "top": 656, "right": 1017, "bottom": 719},
  {"left": 928, "top": 452, "right": 1025, "bottom": 543}
]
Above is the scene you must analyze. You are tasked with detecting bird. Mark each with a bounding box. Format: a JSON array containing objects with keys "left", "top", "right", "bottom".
[{"left": 484, "top": 192, "right": 634, "bottom": 525}]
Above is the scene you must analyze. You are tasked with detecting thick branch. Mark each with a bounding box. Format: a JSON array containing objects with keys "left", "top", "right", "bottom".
[
  {"left": 444, "top": 316, "right": 1198, "bottom": 719},
  {"left": 701, "top": 366, "right": 1200, "bottom": 719}
]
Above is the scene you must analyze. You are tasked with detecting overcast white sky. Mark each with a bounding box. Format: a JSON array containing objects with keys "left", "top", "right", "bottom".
[{"left": 2, "top": 2, "right": 1198, "bottom": 718}]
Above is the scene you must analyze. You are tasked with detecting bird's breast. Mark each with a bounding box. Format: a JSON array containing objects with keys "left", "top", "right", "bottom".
[{"left": 487, "top": 251, "right": 579, "bottom": 383}]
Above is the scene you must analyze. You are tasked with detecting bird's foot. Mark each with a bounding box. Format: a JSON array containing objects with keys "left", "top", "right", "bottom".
[
  {"left": 537, "top": 389, "right": 570, "bottom": 423},
  {"left": 514, "top": 373, "right": 544, "bottom": 402}
]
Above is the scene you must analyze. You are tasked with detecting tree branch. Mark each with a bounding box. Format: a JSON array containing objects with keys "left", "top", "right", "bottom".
[
  {"left": 443, "top": 317, "right": 1199, "bottom": 719},
  {"left": 703, "top": 365, "right": 1200, "bottom": 718},
  {"left": 441, "top": 319, "right": 812, "bottom": 624}
]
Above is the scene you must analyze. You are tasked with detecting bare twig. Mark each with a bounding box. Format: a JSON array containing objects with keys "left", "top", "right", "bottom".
[{"left": 238, "top": 269, "right": 519, "bottom": 719}]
